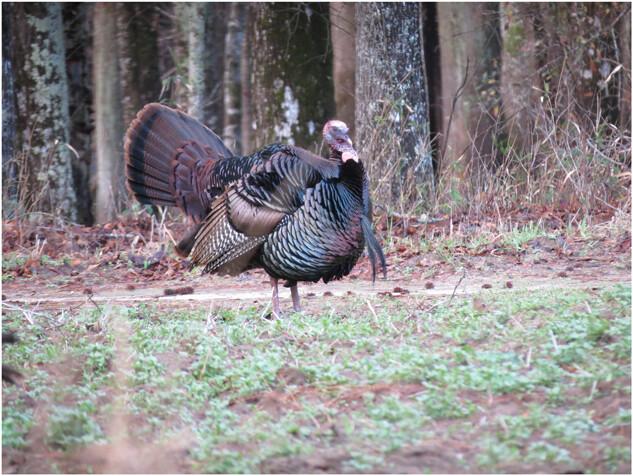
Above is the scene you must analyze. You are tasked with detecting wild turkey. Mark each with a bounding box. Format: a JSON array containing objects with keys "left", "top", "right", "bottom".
[{"left": 125, "top": 103, "right": 386, "bottom": 316}]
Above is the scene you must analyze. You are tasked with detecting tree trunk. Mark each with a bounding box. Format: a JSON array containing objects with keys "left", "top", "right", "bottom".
[
  {"left": 10, "top": 3, "right": 78, "bottom": 220},
  {"left": 618, "top": 6, "right": 631, "bottom": 131},
  {"left": 155, "top": 4, "right": 186, "bottom": 107},
  {"left": 500, "top": 3, "right": 540, "bottom": 155},
  {"left": 240, "top": 6, "right": 252, "bottom": 153},
  {"left": 204, "top": 4, "right": 227, "bottom": 131},
  {"left": 250, "top": 3, "right": 335, "bottom": 151},
  {"left": 421, "top": 3, "right": 443, "bottom": 174},
  {"left": 93, "top": 3, "right": 125, "bottom": 223},
  {"left": 117, "top": 3, "right": 162, "bottom": 126},
  {"left": 2, "top": 3, "right": 18, "bottom": 216},
  {"left": 174, "top": 3, "right": 207, "bottom": 121},
  {"left": 63, "top": 2, "right": 93, "bottom": 224},
  {"left": 330, "top": 2, "right": 356, "bottom": 136},
  {"left": 356, "top": 2, "right": 433, "bottom": 210},
  {"left": 436, "top": 3, "right": 502, "bottom": 202},
  {"left": 223, "top": 3, "right": 244, "bottom": 152}
]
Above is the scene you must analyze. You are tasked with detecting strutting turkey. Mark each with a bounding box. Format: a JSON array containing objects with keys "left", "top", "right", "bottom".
[{"left": 125, "top": 103, "right": 386, "bottom": 316}]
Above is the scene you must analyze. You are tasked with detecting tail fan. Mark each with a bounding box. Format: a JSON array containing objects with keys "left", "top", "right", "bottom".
[
  {"left": 361, "top": 215, "right": 387, "bottom": 282},
  {"left": 124, "top": 103, "right": 234, "bottom": 222}
]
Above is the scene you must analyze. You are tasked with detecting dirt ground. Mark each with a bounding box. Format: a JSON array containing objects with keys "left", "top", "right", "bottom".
[{"left": 2, "top": 213, "right": 631, "bottom": 473}]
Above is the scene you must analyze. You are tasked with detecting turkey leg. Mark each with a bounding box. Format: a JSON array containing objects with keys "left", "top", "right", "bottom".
[
  {"left": 290, "top": 285, "right": 301, "bottom": 312},
  {"left": 270, "top": 277, "right": 281, "bottom": 318}
]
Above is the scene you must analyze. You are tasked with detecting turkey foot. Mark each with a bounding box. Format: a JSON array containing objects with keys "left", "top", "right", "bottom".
[
  {"left": 290, "top": 285, "right": 302, "bottom": 312},
  {"left": 270, "top": 277, "right": 282, "bottom": 319}
]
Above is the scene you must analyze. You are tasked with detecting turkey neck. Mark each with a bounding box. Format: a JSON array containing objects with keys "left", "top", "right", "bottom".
[{"left": 338, "top": 158, "right": 365, "bottom": 198}]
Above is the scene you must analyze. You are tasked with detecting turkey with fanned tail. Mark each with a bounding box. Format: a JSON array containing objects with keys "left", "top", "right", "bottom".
[{"left": 124, "top": 103, "right": 386, "bottom": 316}]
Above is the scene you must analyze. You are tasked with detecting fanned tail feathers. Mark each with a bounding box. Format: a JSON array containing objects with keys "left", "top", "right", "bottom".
[{"left": 124, "top": 103, "right": 233, "bottom": 222}]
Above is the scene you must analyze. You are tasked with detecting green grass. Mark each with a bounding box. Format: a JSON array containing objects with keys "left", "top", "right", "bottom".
[{"left": 2, "top": 284, "right": 630, "bottom": 473}]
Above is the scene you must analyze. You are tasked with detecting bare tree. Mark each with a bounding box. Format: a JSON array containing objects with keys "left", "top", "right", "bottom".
[
  {"left": 240, "top": 6, "right": 253, "bottom": 153},
  {"left": 204, "top": 4, "right": 228, "bottom": 131},
  {"left": 2, "top": 3, "right": 18, "bottom": 215},
  {"left": 436, "top": 3, "right": 501, "bottom": 199},
  {"left": 330, "top": 2, "right": 356, "bottom": 135},
  {"left": 175, "top": 3, "right": 207, "bottom": 121},
  {"left": 249, "top": 3, "right": 335, "bottom": 151},
  {"left": 93, "top": 3, "right": 125, "bottom": 223},
  {"left": 619, "top": 7, "right": 631, "bottom": 131},
  {"left": 117, "top": 3, "right": 162, "bottom": 126},
  {"left": 63, "top": 2, "right": 94, "bottom": 224},
  {"left": 9, "top": 3, "right": 78, "bottom": 220},
  {"left": 223, "top": 3, "right": 244, "bottom": 152},
  {"left": 356, "top": 2, "right": 433, "bottom": 210},
  {"left": 500, "top": 3, "right": 540, "bottom": 154}
]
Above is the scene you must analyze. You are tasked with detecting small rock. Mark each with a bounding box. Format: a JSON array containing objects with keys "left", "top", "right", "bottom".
[
  {"left": 505, "top": 281, "right": 513, "bottom": 289},
  {"left": 482, "top": 283, "right": 492, "bottom": 289},
  {"left": 425, "top": 281, "right": 434, "bottom": 289}
]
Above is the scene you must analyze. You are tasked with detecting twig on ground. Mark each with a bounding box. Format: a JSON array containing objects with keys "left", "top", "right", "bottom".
[
  {"left": 447, "top": 268, "right": 467, "bottom": 307},
  {"left": 86, "top": 293, "right": 103, "bottom": 315}
]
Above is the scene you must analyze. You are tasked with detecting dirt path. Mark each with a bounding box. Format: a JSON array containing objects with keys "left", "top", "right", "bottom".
[{"left": 5, "top": 266, "right": 629, "bottom": 308}]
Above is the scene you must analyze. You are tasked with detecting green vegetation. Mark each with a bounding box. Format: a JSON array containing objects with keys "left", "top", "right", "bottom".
[{"left": 2, "top": 285, "right": 630, "bottom": 472}]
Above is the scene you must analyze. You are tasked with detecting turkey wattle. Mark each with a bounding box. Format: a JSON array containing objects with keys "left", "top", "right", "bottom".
[{"left": 124, "top": 103, "right": 386, "bottom": 316}]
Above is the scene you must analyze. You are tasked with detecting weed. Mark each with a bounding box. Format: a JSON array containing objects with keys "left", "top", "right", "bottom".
[
  {"left": 47, "top": 405, "right": 105, "bottom": 450},
  {"left": 2, "top": 397, "right": 34, "bottom": 449}
]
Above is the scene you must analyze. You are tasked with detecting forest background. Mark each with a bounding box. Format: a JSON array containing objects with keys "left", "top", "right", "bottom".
[{"left": 2, "top": 2, "right": 631, "bottom": 226}]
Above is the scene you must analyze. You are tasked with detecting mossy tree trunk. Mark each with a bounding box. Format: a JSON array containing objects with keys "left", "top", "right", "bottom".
[
  {"left": 250, "top": 3, "right": 335, "bottom": 151},
  {"left": 356, "top": 2, "right": 433, "bottom": 211},
  {"left": 330, "top": 2, "right": 356, "bottom": 137},
  {"left": 63, "top": 2, "right": 93, "bottom": 224},
  {"left": 10, "top": 3, "right": 78, "bottom": 220},
  {"left": 436, "top": 3, "right": 502, "bottom": 205},
  {"left": 93, "top": 3, "right": 125, "bottom": 223}
]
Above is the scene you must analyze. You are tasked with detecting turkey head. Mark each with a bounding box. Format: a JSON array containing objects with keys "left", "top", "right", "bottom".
[{"left": 323, "top": 120, "right": 358, "bottom": 162}]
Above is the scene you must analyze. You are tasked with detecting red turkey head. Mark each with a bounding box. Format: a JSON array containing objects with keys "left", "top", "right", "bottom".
[{"left": 323, "top": 120, "right": 358, "bottom": 162}]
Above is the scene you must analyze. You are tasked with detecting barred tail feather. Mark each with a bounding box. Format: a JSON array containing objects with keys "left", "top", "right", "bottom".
[{"left": 190, "top": 194, "right": 265, "bottom": 275}]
